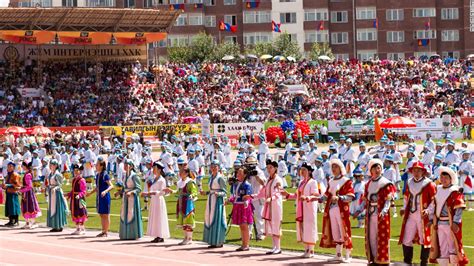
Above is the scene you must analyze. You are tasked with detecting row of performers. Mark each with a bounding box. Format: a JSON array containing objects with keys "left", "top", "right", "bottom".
[{"left": 1, "top": 157, "right": 469, "bottom": 265}]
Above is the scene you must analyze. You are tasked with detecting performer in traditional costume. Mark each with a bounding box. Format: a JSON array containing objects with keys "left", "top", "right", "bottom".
[
  {"left": 202, "top": 160, "right": 227, "bottom": 248},
  {"left": 251, "top": 160, "right": 283, "bottom": 255},
  {"left": 143, "top": 162, "right": 171, "bottom": 243},
  {"left": 281, "top": 163, "right": 320, "bottom": 258},
  {"left": 67, "top": 164, "right": 88, "bottom": 235},
  {"left": 319, "top": 159, "right": 354, "bottom": 262},
  {"left": 429, "top": 167, "right": 469, "bottom": 266},
  {"left": 46, "top": 160, "right": 68, "bottom": 232},
  {"left": 458, "top": 151, "right": 473, "bottom": 211},
  {"left": 230, "top": 166, "right": 253, "bottom": 251},
  {"left": 87, "top": 157, "right": 113, "bottom": 237},
  {"left": 118, "top": 159, "right": 143, "bottom": 240},
  {"left": 351, "top": 169, "right": 366, "bottom": 228},
  {"left": 356, "top": 159, "right": 396, "bottom": 265},
  {"left": 3, "top": 162, "right": 21, "bottom": 227},
  {"left": 19, "top": 162, "right": 42, "bottom": 229},
  {"left": 399, "top": 161, "right": 437, "bottom": 266},
  {"left": 175, "top": 166, "right": 198, "bottom": 245}
]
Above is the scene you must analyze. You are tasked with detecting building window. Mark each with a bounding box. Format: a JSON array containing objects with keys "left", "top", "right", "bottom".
[
  {"left": 442, "top": 51, "right": 460, "bottom": 59},
  {"left": 441, "top": 8, "right": 459, "bottom": 20},
  {"left": 224, "top": 15, "right": 237, "bottom": 25},
  {"left": 204, "top": 16, "right": 216, "bottom": 27},
  {"left": 414, "top": 30, "right": 436, "bottom": 39},
  {"left": 357, "top": 28, "right": 377, "bottom": 41},
  {"left": 188, "top": 0, "right": 203, "bottom": 3},
  {"left": 188, "top": 14, "right": 203, "bottom": 26},
  {"left": 441, "top": 30, "right": 459, "bottom": 41},
  {"left": 331, "top": 32, "right": 349, "bottom": 44},
  {"left": 386, "top": 31, "right": 404, "bottom": 43},
  {"left": 304, "top": 9, "right": 329, "bottom": 21},
  {"left": 305, "top": 31, "right": 329, "bottom": 43},
  {"left": 243, "top": 11, "right": 271, "bottom": 24},
  {"left": 203, "top": 0, "right": 215, "bottom": 6},
  {"left": 124, "top": 0, "right": 135, "bottom": 7},
  {"left": 387, "top": 53, "right": 405, "bottom": 60},
  {"left": 224, "top": 0, "right": 235, "bottom": 5},
  {"left": 174, "top": 14, "right": 187, "bottom": 26},
  {"left": 357, "top": 50, "right": 377, "bottom": 61},
  {"left": 414, "top": 51, "right": 437, "bottom": 58},
  {"left": 334, "top": 54, "right": 349, "bottom": 60},
  {"left": 224, "top": 36, "right": 238, "bottom": 43},
  {"left": 280, "top": 0, "right": 296, "bottom": 2},
  {"left": 63, "top": 0, "right": 77, "bottom": 6},
  {"left": 169, "top": 0, "right": 184, "bottom": 3},
  {"left": 168, "top": 35, "right": 189, "bottom": 47},
  {"left": 413, "top": 8, "right": 436, "bottom": 17},
  {"left": 330, "top": 11, "right": 348, "bottom": 23},
  {"left": 386, "top": 9, "right": 404, "bottom": 21},
  {"left": 244, "top": 32, "right": 272, "bottom": 45},
  {"left": 280, "top": 12, "right": 297, "bottom": 24},
  {"left": 356, "top": 7, "right": 376, "bottom": 20}
]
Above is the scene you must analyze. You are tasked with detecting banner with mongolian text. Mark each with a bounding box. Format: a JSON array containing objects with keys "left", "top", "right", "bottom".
[{"left": 100, "top": 124, "right": 202, "bottom": 137}]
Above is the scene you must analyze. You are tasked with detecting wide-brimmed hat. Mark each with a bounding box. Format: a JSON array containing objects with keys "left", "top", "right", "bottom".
[
  {"left": 409, "top": 161, "right": 427, "bottom": 173},
  {"left": 368, "top": 159, "right": 383, "bottom": 171},
  {"left": 330, "top": 159, "right": 346, "bottom": 176},
  {"left": 439, "top": 166, "right": 458, "bottom": 185}
]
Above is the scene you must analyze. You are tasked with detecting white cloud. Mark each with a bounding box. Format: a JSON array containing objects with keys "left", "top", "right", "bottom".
[{"left": 0, "top": 0, "right": 9, "bottom": 7}]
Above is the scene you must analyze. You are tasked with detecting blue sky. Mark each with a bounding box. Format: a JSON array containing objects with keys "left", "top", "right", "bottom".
[{"left": 0, "top": 0, "right": 8, "bottom": 6}]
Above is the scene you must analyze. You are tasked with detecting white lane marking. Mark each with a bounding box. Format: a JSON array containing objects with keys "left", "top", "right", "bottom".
[
  {"left": 0, "top": 247, "right": 109, "bottom": 265},
  {"left": 0, "top": 236, "right": 204, "bottom": 265},
  {"left": 2, "top": 204, "right": 473, "bottom": 249}
]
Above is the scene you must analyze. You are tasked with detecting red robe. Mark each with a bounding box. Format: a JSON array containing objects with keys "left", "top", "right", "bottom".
[
  {"left": 364, "top": 177, "right": 397, "bottom": 264},
  {"left": 429, "top": 187, "right": 469, "bottom": 265},
  {"left": 399, "top": 178, "right": 437, "bottom": 247},
  {"left": 319, "top": 177, "right": 354, "bottom": 249}
]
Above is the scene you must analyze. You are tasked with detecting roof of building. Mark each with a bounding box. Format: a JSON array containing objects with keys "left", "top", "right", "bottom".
[{"left": 0, "top": 7, "right": 181, "bottom": 32}]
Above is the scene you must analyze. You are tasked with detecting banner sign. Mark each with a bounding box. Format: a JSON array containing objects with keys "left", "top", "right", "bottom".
[
  {"left": 328, "top": 120, "right": 373, "bottom": 133},
  {"left": 264, "top": 120, "right": 328, "bottom": 129},
  {"left": 0, "top": 44, "right": 147, "bottom": 63},
  {"left": 213, "top": 122, "right": 263, "bottom": 136},
  {"left": 16, "top": 87, "right": 43, "bottom": 98},
  {"left": 100, "top": 124, "right": 201, "bottom": 137}
]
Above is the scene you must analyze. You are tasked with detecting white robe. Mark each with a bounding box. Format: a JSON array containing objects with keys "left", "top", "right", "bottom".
[
  {"left": 295, "top": 179, "right": 319, "bottom": 244},
  {"left": 146, "top": 177, "right": 170, "bottom": 238},
  {"left": 256, "top": 176, "right": 283, "bottom": 236}
]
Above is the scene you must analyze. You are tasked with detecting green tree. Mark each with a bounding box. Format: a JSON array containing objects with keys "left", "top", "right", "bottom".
[
  {"left": 212, "top": 41, "right": 241, "bottom": 61},
  {"left": 272, "top": 32, "right": 302, "bottom": 59},
  {"left": 309, "top": 42, "right": 334, "bottom": 60},
  {"left": 244, "top": 42, "right": 274, "bottom": 56},
  {"left": 167, "top": 45, "right": 192, "bottom": 63},
  {"left": 189, "top": 32, "right": 216, "bottom": 62}
]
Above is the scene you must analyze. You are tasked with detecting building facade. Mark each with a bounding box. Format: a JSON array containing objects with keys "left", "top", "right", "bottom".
[{"left": 9, "top": 0, "right": 474, "bottom": 60}]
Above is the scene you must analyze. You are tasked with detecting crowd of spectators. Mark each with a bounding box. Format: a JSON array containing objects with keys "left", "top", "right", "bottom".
[{"left": 0, "top": 56, "right": 472, "bottom": 127}]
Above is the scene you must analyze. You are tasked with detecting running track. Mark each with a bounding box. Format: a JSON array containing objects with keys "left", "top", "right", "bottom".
[{"left": 0, "top": 222, "right": 367, "bottom": 265}]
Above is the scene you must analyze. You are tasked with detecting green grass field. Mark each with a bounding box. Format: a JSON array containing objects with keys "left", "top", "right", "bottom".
[{"left": 1, "top": 173, "right": 473, "bottom": 263}]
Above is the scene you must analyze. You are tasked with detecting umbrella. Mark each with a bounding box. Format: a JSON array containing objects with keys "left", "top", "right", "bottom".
[
  {"left": 273, "top": 55, "right": 286, "bottom": 61},
  {"left": 31, "top": 126, "right": 52, "bottom": 135},
  {"left": 380, "top": 116, "right": 416, "bottom": 129},
  {"left": 341, "top": 119, "right": 366, "bottom": 127},
  {"left": 246, "top": 54, "right": 258, "bottom": 59},
  {"left": 5, "top": 126, "right": 27, "bottom": 134},
  {"left": 222, "top": 55, "right": 235, "bottom": 61},
  {"left": 318, "top": 55, "right": 332, "bottom": 61},
  {"left": 188, "top": 75, "right": 198, "bottom": 83},
  {"left": 286, "top": 56, "right": 296, "bottom": 62},
  {"left": 260, "top": 54, "right": 273, "bottom": 60}
]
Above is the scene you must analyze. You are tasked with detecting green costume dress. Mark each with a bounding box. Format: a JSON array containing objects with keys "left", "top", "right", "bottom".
[{"left": 119, "top": 171, "right": 143, "bottom": 240}]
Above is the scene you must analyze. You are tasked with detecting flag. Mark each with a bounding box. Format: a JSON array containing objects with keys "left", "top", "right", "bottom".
[
  {"left": 194, "top": 3, "right": 203, "bottom": 8},
  {"left": 245, "top": 1, "right": 259, "bottom": 8},
  {"left": 373, "top": 18, "right": 378, "bottom": 29},
  {"left": 374, "top": 116, "right": 383, "bottom": 141},
  {"left": 318, "top": 21, "right": 324, "bottom": 31},
  {"left": 169, "top": 3, "right": 184, "bottom": 10},
  {"left": 272, "top": 20, "right": 281, "bottom": 33},
  {"left": 418, "top": 39, "right": 430, "bottom": 46},
  {"left": 465, "top": 176, "right": 472, "bottom": 189},
  {"left": 425, "top": 19, "right": 431, "bottom": 30},
  {"left": 219, "top": 21, "right": 237, "bottom": 33}
]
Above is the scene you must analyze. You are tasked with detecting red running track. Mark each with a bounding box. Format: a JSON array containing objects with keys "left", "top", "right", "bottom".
[{"left": 0, "top": 222, "right": 367, "bottom": 265}]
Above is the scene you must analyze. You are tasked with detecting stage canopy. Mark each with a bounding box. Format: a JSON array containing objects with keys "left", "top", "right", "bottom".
[{"left": 0, "top": 7, "right": 181, "bottom": 33}]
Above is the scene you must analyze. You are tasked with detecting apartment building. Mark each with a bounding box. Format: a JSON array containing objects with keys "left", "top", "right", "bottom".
[{"left": 9, "top": 0, "right": 474, "bottom": 60}]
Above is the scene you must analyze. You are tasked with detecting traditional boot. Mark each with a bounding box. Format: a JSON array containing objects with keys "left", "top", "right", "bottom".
[
  {"left": 449, "top": 254, "right": 459, "bottom": 266},
  {"left": 344, "top": 249, "right": 352, "bottom": 263},
  {"left": 402, "top": 245, "right": 414, "bottom": 264},
  {"left": 420, "top": 246, "right": 430, "bottom": 266},
  {"left": 4, "top": 216, "right": 13, "bottom": 226},
  {"left": 437, "top": 258, "right": 449, "bottom": 266}
]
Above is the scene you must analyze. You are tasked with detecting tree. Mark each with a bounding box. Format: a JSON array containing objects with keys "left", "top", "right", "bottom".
[
  {"left": 272, "top": 32, "right": 302, "bottom": 59},
  {"left": 309, "top": 42, "right": 334, "bottom": 60},
  {"left": 167, "top": 45, "right": 192, "bottom": 63},
  {"left": 211, "top": 41, "right": 241, "bottom": 61},
  {"left": 244, "top": 42, "right": 273, "bottom": 56},
  {"left": 189, "top": 32, "right": 216, "bottom": 62}
]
